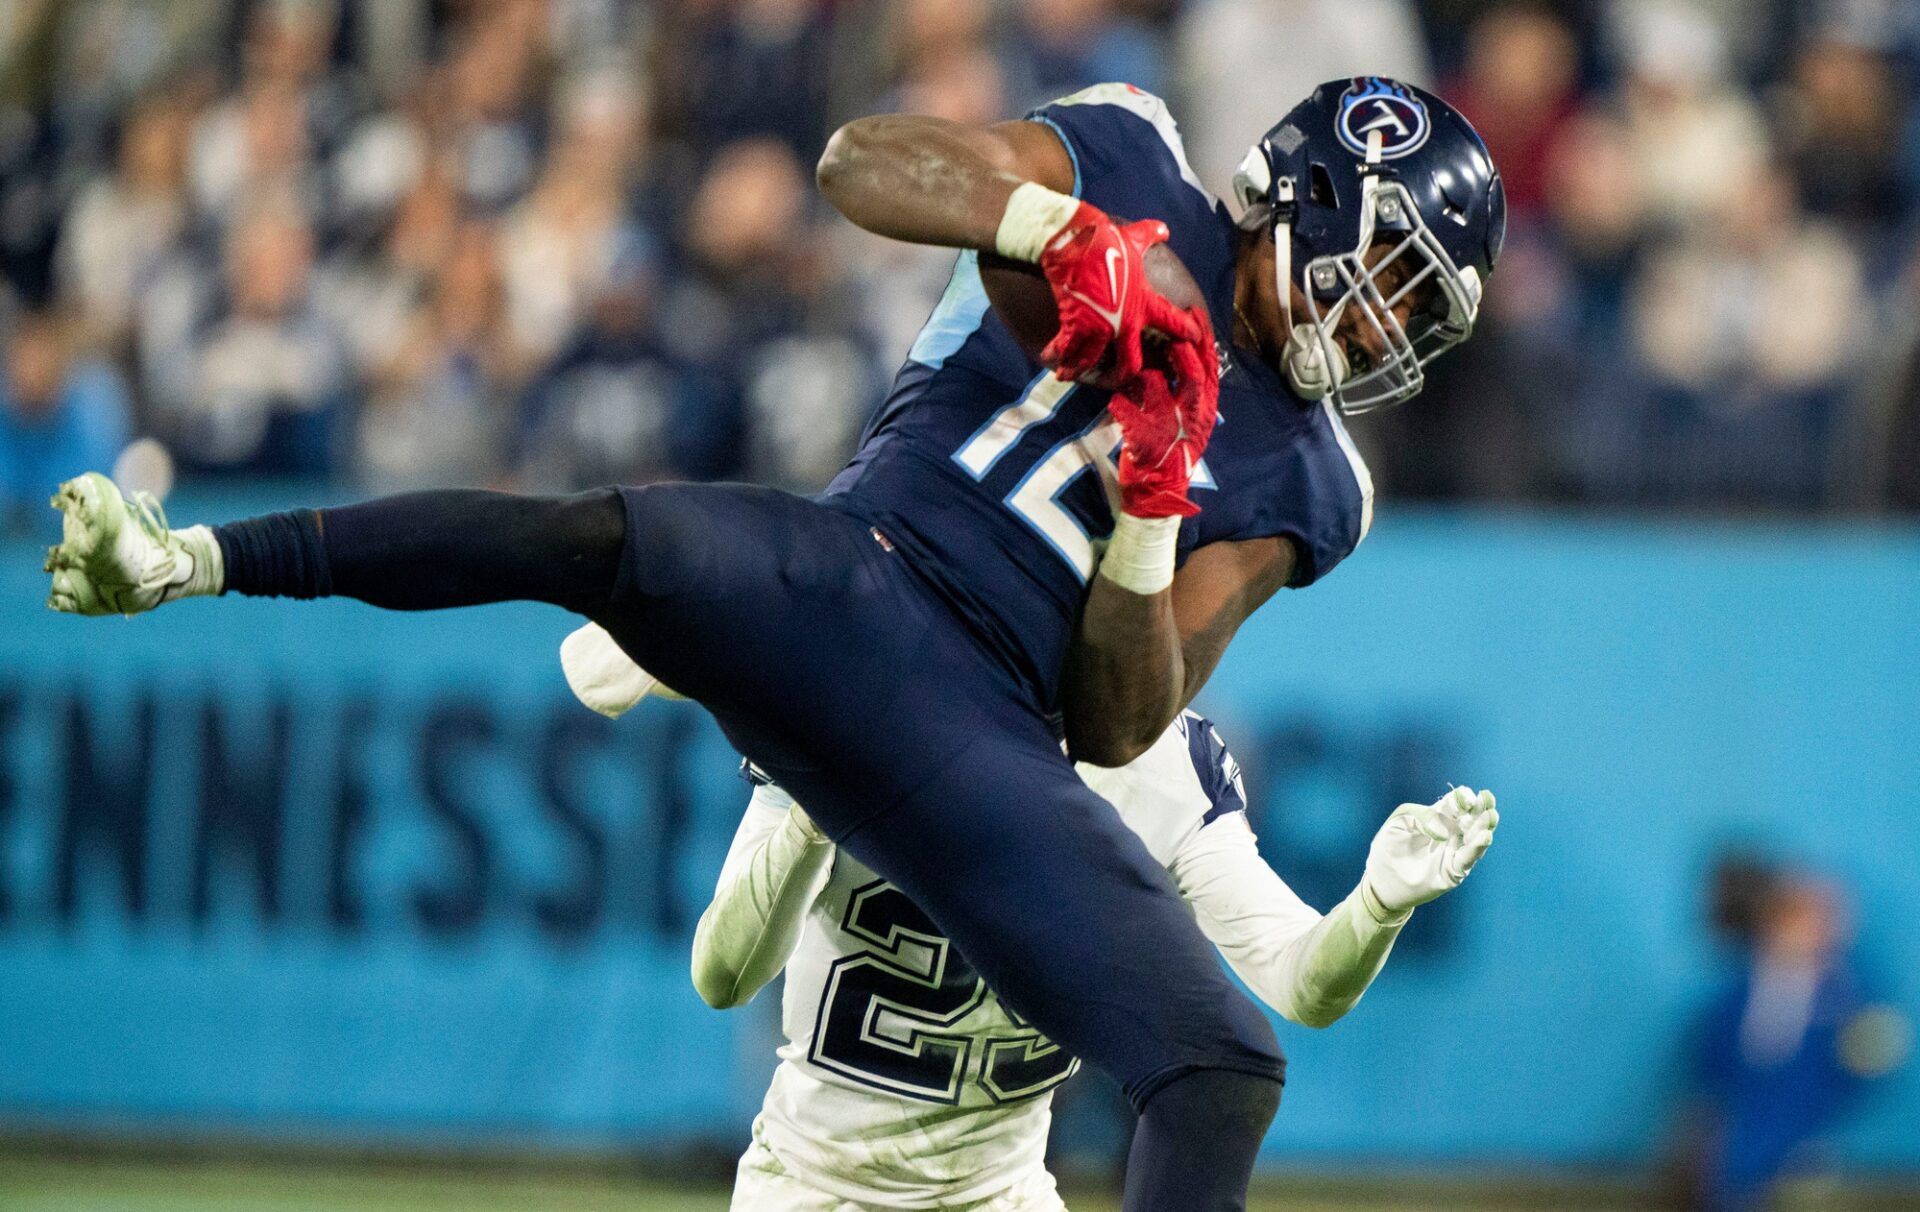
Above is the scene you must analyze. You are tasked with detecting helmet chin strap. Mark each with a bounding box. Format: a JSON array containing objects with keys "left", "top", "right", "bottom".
[
  {"left": 1278, "top": 131, "right": 1387, "bottom": 402},
  {"left": 1272, "top": 176, "right": 1295, "bottom": 336},
  {"left": 1272, "top": 176, "right": 1348, "bottom": 400}
]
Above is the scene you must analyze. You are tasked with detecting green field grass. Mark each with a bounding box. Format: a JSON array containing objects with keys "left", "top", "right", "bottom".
[
  {"left": 0, "top": 1154, "right": 1650, "bottom": 1212},
  {"left": 3, "top": 1154, "right": 1914, "bottom": 1212},
  {"left": 0, "top": 1155, "right": 1602, "bottom": 1212}
]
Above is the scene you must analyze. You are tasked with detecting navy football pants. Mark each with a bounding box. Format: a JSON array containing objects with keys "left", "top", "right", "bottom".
[
  {"left": 594, "top": 482, "right": 1284, "bottom": 1105},
  {"left": 221, "top": 481, "right": 1285, "bottom": 1199}
]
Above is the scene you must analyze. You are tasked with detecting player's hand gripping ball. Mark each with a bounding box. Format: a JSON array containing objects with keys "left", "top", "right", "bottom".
[
  {"left": 981, "top": 208, "right": 1210, "bottom": 388},
  {"left": 1038, "top": 203, "right": 1202, "bottom": 385},
  {"left": 981, "top": 225, "right": 1220, "bottom": 517},
  {"left": 1106, "top": 329, "right": 1220, "bottom": 519}
]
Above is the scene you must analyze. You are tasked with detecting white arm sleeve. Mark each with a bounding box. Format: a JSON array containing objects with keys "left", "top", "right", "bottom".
[
  {"left": 1170, "top": 813, "right": 1411, "bottom": 1028},
  {"left": 689, "top": 783, "right": 835, "bottom": 1010}
]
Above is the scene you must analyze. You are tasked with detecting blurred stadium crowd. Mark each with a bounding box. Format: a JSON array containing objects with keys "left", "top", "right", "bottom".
[{"left": 4, "top": 0, "right": 1920, "bottom": 536}]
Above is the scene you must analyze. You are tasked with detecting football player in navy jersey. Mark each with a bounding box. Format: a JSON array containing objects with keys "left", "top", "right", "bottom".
[
  {"left": 556, "top": 634, "right": 1499, "bottom": 1212},
  {"left": 45, "top": 78, "right": 1503, "bottom": 1211}
]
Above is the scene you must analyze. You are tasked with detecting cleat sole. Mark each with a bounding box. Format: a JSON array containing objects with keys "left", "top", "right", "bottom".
[{"left": 45, "top": 473, "right": 134, "bottom": 617}]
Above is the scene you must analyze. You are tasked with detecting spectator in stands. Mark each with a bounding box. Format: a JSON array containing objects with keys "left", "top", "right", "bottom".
[
  {"left": 1683, "top": 871, "right": 1909, "bottom": 1211},
  {"left": 238, "top": 0, "right": 352, "bottom": 145},
  {"left": 1612, "top": 0, "right": 1770, "bottom": 233},
  {"left": 653, "top": 0, "right": 835, "bottom": 164},
  {"left": 1494, "top": 110, "right": 1655, "bottom": 502},
  {"left": 0, "top": 305, "right": 130, "bottom": 536},
  {"left": 842, "top": 29, "right": 1009, "bottom": 365},
  {"left": 666, "top": 137, "right": 872, "bottom": 489},
  {"left": 319, "top": 131, "right": 461, "bottom": 385},
  {"left": 1626, "top": 162, "right": 1863, "bottom": 506},
  {"left": 1778, "top": 32, "right": 1909, "bottom": 241},
  {"left": 1633, "top": 168, "right": 1862, "bottom": 397},
  {"left": 57, "top": 88, "right": 192, "bottom": 354},
  {"left": 190, "top": 2, "right": 335, "bottom": 233},
  {"left": 1001, "top": 0, "right": 1169, "bottom": 108},
  {"left": 514, "top": 239, "right": 737, "bottom": 491},
  {"left": 1176, "top": 0, "right": 1430, "bottom": 197},
  {"left": 443, "top": 0, "right": 547, "bottom": 213},
  {"left": 498, "top": 67, "right": 648, "bottom": 374},
  {"left": 150, "top": 196, "right": 349, "bottom": 475},
  {"left": 666, "top": 137, "right": 818, "bottom": 369},
  {"left": 356, "top": 219, "right": 509, "bottom": 488},
  {"left": 893, "top": 0, "right": 995, "bottom": 76},
  {"left": 329, "top": 73, "right": 442, "bottom": 258},
  {"left": 1445, "top": 3, "right": 1583, "bottom": 225}
]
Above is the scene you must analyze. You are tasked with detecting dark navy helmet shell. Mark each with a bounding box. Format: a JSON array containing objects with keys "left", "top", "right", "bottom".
[{"left": 1232, "top": 77, "right": 1505, "bottom": 412}]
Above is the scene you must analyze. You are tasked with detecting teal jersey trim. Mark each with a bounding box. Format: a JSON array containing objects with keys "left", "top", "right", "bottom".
[{"left": 906, "top": 250, "right": 991, "bottom": 369}]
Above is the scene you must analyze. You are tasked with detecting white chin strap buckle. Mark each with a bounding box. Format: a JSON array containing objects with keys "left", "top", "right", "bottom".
[
  {"left": 1284, "top": 322, "right": 1348, "bottom": 400},
  {"left": 1267, "top": 173, "right": 1349, "bottom": 401}
]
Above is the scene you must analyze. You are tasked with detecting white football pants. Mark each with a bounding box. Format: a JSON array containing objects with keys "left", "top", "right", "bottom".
[{"left": 730, "top": 1138, "right": 1069, "bottom": 1212}]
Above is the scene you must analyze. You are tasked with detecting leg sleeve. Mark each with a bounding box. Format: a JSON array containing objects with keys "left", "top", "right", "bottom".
[{"left": 218, "top": 488, "right": 626, "bottom": 613}]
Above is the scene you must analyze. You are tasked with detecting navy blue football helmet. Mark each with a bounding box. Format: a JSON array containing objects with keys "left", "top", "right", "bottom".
[{"left": 1232, "top": 77, "right": 1505, "bottom": 412}]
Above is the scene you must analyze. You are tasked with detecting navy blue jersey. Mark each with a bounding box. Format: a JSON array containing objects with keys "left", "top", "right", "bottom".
[
  {"left": 826, "top": 85, "right": 1373, "bottom": 708},
  {"left": 1181, "top": 712, "right": 1248, "bottom": 828}
]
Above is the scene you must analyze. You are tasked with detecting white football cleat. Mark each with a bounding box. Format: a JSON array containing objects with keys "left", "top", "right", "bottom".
[{"left": 45, "top": 472, "right": 221, "bottom": 617}]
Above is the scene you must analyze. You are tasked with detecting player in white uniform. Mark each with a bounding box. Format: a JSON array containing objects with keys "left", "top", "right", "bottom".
[
  {"left": 696, "top": 723, "right": 1495, "bottom": 1211},
  {"left": 557, "top": 623, "right": 1496, "bottom": 1210}
]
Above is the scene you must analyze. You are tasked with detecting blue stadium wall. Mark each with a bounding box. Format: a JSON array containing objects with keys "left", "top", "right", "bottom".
[{"left": 1, "top": 489, "right": 1916, "bottom": 1170}]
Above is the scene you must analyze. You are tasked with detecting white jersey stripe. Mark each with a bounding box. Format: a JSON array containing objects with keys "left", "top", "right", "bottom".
[{"left": 1321, "top": 398, "right": 1375, "bottom": 544}]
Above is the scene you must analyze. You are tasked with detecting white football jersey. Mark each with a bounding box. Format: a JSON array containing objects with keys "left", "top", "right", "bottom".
[{"left": 736, "top": 712, "right": 1252, "bottom": 1209}]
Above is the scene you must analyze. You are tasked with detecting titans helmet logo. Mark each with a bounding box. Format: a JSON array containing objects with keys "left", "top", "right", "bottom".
[{"left": 1336, "top": 78, "right": 1431, "bottom": 161}]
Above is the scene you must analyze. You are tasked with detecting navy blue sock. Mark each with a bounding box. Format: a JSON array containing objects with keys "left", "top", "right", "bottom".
[
  {"left": 215, "top": 489, "right": 624, "bottom": 613},
  {"left": 215, "top": 510, "right": 330, "bottom": 600},
  {"left": 1122, "top": 1068, "right": 1281, "bottom": 1212}
]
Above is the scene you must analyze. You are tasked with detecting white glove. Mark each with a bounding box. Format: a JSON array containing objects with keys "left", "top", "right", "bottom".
[
  {"left": 1360, "top": 787, "right": 1499, "bottom": 920},
  {"left": 559, "top": 622, "right": 684, "bottom": 718}
]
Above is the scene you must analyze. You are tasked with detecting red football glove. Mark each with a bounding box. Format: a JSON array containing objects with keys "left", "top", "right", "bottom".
[
  {"left": 1105, "top": 309, "right": 1221, "bottom": 518},
  {"left": 1037, "top": 202, "right": 1204, "bottom": 386}
]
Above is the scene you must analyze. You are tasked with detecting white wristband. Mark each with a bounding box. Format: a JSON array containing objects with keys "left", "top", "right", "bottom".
[
  {"left": 994, "top": 181, "right": 1082, "bottom": 262},
  {"left": 1098, "top": 513, "right": 1180, "bottom": 595}
]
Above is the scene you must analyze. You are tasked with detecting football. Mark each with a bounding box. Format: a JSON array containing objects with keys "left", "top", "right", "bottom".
[{"left": 979, "top": 240, "right": 1210, "bottom": 375}]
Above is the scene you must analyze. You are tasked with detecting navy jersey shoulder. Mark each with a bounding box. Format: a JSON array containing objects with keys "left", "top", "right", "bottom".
[
  {"left": 1177, "top": 711, "right": 1247, "bottom": 828},
  {"left": 1187, "top": 352, "right": 1374, "bottom": 587},
  {"left": 826, "top": 87, "right": 1372, "bottom": 708}
]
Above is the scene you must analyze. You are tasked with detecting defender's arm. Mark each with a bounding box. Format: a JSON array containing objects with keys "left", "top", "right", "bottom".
[
  {"left": 690, "top": 785, "right": 835, "bottom": 1010},
  {"left": 1064, "top": 534, "right": 1292, "bottom": 767},
  {"left": 1172, "top": 815, "right": 1408, "bottom": 1029},
  {"left": 1170, "top": 789, "right": 1499, "bottom": 1028}
]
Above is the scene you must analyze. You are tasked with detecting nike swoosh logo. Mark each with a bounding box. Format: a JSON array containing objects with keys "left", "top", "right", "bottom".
[
  {"left": 1067, "top": 290, "right": 1124, "bottom": 332},
  {"left": 1066, "top": 246, "right": 1128, "bottom": 334}
]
